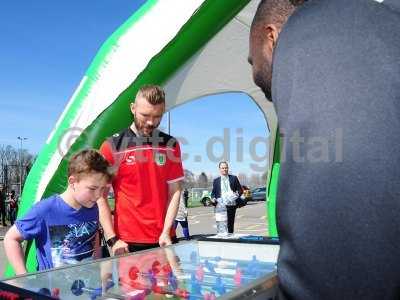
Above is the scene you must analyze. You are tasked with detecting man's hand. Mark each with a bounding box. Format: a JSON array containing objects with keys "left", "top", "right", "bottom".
[
  {"left": 159, "top": 232, "right": 172, "bottom": 247},
  {"left": 159, "top": 180, "right": 181, "bottom": 247},
  {"left": 112, "top": 240, "right": 129, "bottom": 256}
]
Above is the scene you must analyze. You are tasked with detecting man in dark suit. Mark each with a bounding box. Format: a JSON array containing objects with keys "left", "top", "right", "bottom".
[
  {"left": 249, "top": 0, "right": 400, "bottom": 299},
  {"left": 211, "top": 161, "right": 243, "bottom": 234}
]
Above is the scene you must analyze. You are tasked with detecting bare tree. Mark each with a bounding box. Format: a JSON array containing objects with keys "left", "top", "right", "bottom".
[
  {"left": 183, "top": 169, "right": 196, "bottom": 189},
  {"left": 0, "top": 145, "right": 18, "bottom": 165},
  {"left": 237, "top": 172, "right": 248, "bottom": 186},
  {"left": 0, "top": 144, "right": 35, "bottom": 193},
  {"left": 197, "top": 172, "right": 208, "bottom": 188},
  {"left": 249, "top": 173, "right": 262, "bottom": 188},
  {"left": 261, "top": 171, "right": 268, "bottom": 185}
]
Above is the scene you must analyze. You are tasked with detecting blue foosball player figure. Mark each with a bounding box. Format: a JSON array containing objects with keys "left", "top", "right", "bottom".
[
  {"left": 204, "top": 259, "right": 215, "bottom": 273},
  {"left": 190, "top": 272, "right": 202, "bottom": 297},
  {"left": 212, "top": 275, "right": 226, "bottom": 295}
]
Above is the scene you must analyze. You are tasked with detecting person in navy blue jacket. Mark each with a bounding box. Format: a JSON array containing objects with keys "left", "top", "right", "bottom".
[
  {"left": 211, "top": 161, "right": 243, "bottom": 234},
  {"left": 248, "top": 0, "right": 400, "bottom": 299}
]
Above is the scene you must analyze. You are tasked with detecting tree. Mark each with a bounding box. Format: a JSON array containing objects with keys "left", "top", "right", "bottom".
[
  {"left": 0, "top": 144, "right": 35, "bottom": 193},
  {"left": 197, "top": 172, "right": 208, "bottom": 188},
  {"left": 249, "top": 173, "right": 262, "bottom": 187},
  {"left": 0, "top": 145, "right": 18, "bottom": 165},
  {"left": 261, "top": 171, "right": 268, "bottom": 185},
  {"left": 237, "top": 172, "right": 248, "bottom": 186},
  {"left": 183, "top": 169, "right": 196, "bottom": 189}
]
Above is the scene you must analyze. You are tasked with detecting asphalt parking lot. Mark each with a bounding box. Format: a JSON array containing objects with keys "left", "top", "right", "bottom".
[{"left": 182, "top": 201, "right": 268, "bottom": 238}]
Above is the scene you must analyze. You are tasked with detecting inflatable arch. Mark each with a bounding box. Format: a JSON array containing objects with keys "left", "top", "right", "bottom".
[{"left": 6, "top": 0, "right": 281, "bottom": 275}]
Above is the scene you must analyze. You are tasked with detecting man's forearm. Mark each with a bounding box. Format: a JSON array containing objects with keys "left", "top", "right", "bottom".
[
  {"left": 162, "top": 186, "right": 181, "bottom": 234},
  {"left": 97, "top": 197, "right": 116, "bottom": 239}
]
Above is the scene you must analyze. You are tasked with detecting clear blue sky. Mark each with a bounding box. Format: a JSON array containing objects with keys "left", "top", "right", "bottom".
[{"left": 0, "top": 1, "right": 269, "bottom": 178}]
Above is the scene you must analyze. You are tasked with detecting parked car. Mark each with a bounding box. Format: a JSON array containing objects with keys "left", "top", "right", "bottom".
[
  {"left": 200, "top": 190, "right": 213, "bottom": 206},
  {"left": 201, "top": 186, "right": 253, "bottom": 206},
  {"left": 251, "top": 187, "right": 267, "bottom": 201},
  {"left": 189, "top": 188, "right": 213, "bottom": 207}
]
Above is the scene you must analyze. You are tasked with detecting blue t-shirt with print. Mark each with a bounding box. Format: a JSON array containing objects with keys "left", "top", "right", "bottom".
[{"left": 15, "top": 194, "right": 99, "bottom": 271}]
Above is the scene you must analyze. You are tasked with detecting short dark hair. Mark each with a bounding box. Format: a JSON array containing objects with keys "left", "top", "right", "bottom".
[
  {"left": 137, "top": 85, "right": 165, "bottom": 106},
  {"left": 68, "top": 149, "right": 113, "bottom": 182},
  {"left": 251, "top": 0, "right": 306, "bottom": 30},
  {"left": 219, "top": 161, "right": 229, "bottom": 168}
]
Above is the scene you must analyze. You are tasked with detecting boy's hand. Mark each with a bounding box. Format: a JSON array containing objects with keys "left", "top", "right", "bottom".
[
  {"left": 111, "top": 240, "right": 129, "bottom": 256},
  {"left": 15, "top": 267, "right": 28, "bottom": 276},
  {"left": 159, "top": 232, "right": 172, "bottom": 247}
]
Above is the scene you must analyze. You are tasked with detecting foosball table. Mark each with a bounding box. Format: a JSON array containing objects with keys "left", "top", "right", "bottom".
[{"left": 0, "top": 237, "right": 279, "bottom": 299}]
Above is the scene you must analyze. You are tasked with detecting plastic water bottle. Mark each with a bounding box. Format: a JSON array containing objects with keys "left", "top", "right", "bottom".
[{"left": 215, "top": 198, "right": 228, "bottom": 237}]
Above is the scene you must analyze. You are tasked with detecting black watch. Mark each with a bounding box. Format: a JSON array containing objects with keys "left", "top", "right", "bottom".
[{"left": 106, "top": 236, "right": 119, "bottom": 248}]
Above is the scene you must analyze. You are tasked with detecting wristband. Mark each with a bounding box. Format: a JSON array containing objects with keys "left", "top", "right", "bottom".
[{"left": 106, "top": 236, "right": 119, "bottom": 248}]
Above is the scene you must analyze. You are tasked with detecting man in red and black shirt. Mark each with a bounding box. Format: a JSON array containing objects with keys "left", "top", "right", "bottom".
[{"left": 98, "top": 85, "right": 184, "bottom": 254}]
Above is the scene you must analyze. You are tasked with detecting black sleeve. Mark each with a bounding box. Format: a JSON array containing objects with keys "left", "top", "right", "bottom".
[
  {"left": 211, "top": 179, "right": 217, "bottom": 199},
  {"left": 272, "top": 1, "right": 400, "bottom": 299}
]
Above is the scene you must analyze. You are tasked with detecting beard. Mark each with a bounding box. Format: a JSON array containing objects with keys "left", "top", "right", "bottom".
[
  {"left": 134, "top": 118, "right": 158, "bottom": 137},
  {"left": 254, "top": 63, "right": 273, "bottom": 101}
]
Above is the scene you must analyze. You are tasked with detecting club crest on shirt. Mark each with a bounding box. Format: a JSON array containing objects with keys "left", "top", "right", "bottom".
[{"left": 154, "top": 152, "right": 166, "bottom": 166}]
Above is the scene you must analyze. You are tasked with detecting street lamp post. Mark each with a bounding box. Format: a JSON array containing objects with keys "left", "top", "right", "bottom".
[{"left": 17, "top": 136, "right": 27, "bottom": 196}]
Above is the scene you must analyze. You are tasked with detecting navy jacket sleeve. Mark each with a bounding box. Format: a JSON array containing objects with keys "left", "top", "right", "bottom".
[
  {"left": 229, "top": 175, "right": 243, "bottom": 197},
  {"left": 272, "top": 1, "right": 400, "bottom": 299},
  {"left": 211, "top": 178, "right": 220, "bottom": 199}
]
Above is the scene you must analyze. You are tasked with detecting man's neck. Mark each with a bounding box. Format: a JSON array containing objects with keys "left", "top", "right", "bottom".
[
  {"left": 130, "top": 123, "right": 157, "bottom": 137},
  {"left": 130, "top": 123, "right": 140, "bottom": 136}
]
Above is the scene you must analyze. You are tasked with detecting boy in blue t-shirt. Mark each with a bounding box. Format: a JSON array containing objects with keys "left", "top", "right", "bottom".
[{"left": 4, "top": 149, "right": 113, "bottom": 275}]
